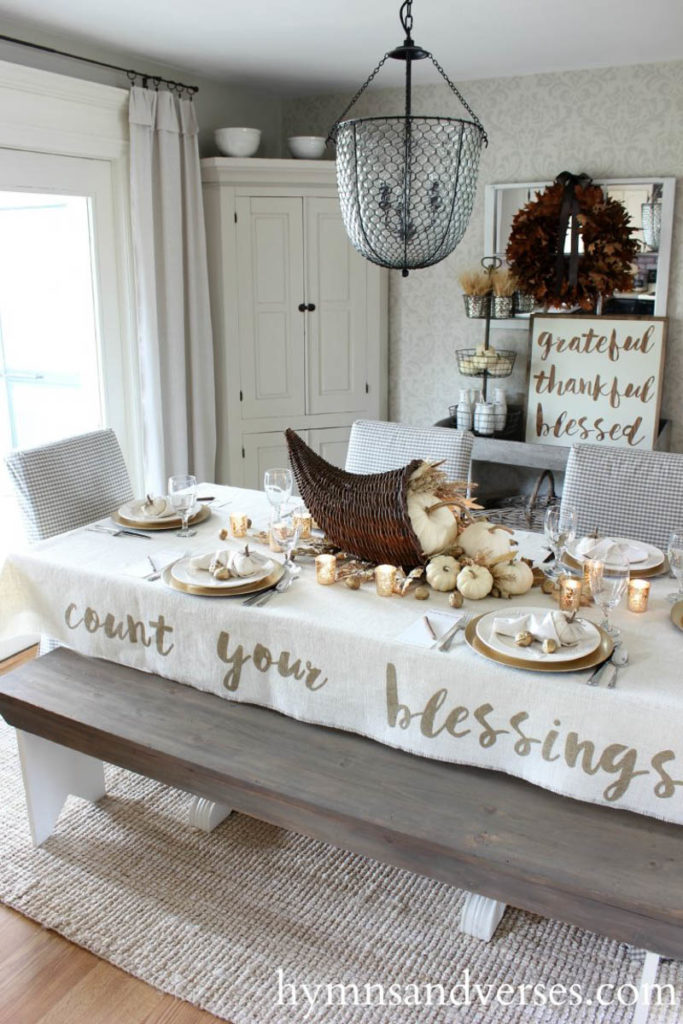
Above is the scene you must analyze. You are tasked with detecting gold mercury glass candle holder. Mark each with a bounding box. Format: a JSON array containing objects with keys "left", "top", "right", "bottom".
[
  {"left": 293, "top": 508, "right": 312, "bottom": 539},
  {"left": 375, "top": 564, "right": 397, "bottom": 597},
  {"left": 628, "top": 578, "right": 650, "bottom": 613},
  {"left": 230, "top": 512, "right": 250, "bottom": 538},
  {"left": 559, "top": 576, "right": 582, "bottom": 614},
  {"left": 315, "top": 554, "right": 337, "bottom": 585}
]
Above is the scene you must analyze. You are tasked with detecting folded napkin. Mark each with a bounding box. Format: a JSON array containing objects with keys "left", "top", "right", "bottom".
[
  {"left": 575, "top": 536, "right": 648, "bottom": 564},
  {"left": 189, "top": 548, "right": 266, "bottom": 580},
  {"left": 140, "top": 495, "right": 175, "bottom": 518},
  {"left": 492, "top": 610, "right": 586, "bottom": 647}
]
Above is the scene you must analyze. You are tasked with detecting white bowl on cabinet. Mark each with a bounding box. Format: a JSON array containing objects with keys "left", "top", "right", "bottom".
[
  {"left": 287, "top": 135, "right": 327, "bottom": 159},
  {"left": 215, "top": 127, "right": 261, "bottom": 157}
]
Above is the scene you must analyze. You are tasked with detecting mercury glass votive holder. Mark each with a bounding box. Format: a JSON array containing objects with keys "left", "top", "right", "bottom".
[
  {"left": 230, "top": 512, "right": 250, "bottom": 538},
  {"left": 628, "top": 578, "right": 650, "bottom": 613},
  {"left": 559, "top": 576, "right": 582, "bottom": 614},
  {"left": 375, "top": 564, "right": 397, "bottom": 597},
  {"left": 315, "top": 554, "right": 337, "bottom": 585},
  {"left": 293, "top": 508, "right": 312, "bottom": 539}
]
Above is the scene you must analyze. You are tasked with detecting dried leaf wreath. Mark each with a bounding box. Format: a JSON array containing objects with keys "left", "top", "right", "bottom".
[{"left": 506, "top": 175, "right": 639, "bottom": 310}]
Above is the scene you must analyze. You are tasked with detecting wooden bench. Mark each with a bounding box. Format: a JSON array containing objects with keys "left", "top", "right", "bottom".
[{"left": 0, "top": 648, "right": 678, "bottom": 1021}]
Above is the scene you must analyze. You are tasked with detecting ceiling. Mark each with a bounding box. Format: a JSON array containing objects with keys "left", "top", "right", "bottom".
[{"left": 1, "top": 0, "right": 682, "bottom": 95}]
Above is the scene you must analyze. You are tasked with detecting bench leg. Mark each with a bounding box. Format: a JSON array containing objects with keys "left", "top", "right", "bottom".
[
  {"left": 460, "top": 891, "right": 507, "bottom": 942},
  {"left": 16, "top": 730, "right": 106, "bottom": 847},
  {"left": 187, "top": 796, "right": 233, "bottom": 832},
  {"left": 632, "top": 951, "right": 660, "bottom": 1024}
]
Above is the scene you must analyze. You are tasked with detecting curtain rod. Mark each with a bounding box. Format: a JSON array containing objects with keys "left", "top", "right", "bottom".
[{"left": 0, "top": 33, "right": 199, "bottom": 96}]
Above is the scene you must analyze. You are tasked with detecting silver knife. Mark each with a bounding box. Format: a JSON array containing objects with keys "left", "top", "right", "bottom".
[
  {"left": 587, "top": 654, "right": 613, "bottom": 686},
  {"left": 437, "top": 618, "right": 466, "bottom": 652}
]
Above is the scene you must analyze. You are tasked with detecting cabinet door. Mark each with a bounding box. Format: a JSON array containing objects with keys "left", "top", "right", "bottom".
[
  {"left": 241, "top": 431, "right": 307, "bottom": 493},
  {"left": 305, "top": 198, "right": 368, "bottom": 416},
  {"left": 236, "top": 197, "right": 306, "bottom": 420},
  {"left": 308, "top": 426, "right": 351, "bottom": 470}
]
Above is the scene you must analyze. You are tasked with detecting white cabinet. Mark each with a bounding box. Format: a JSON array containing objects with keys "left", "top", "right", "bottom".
[{"left": 201, "top": 158, "right": 388, "bottom": 486}]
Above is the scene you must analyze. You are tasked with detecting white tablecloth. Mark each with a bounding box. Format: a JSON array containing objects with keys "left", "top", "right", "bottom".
[{"left": 1, "top": 485, "right": 682, "bottom": 824}]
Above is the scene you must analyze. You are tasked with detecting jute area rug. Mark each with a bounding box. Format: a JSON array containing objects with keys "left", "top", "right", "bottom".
[{"left": 0, "top": 718, "right": 681, "bottom": 1024}]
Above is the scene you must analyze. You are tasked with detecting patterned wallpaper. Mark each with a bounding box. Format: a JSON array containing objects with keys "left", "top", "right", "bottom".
[{"left": 283, "top": 60, "right": 683, "bottom": 453}]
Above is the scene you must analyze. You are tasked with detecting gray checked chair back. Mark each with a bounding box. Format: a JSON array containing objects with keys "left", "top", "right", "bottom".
[
  {"left": 5, "top": 428, "right": 134, "bottom": 543},
  {"left": 561, "top": 444, "right": 683, "bottom": 551},
  {"left": 345, "top": 419, "right": 474, "bottom": 482}
]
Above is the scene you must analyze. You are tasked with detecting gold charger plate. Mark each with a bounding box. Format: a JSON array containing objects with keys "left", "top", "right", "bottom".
[
  {"left": 671, "top": 601, "right": 683, "bottom": 632},
  {"left": 113, "top": 504, "right": 210, "bottom": 531},
  {"left": 563, "top": 551, "right": 668, "bottom": 580},
  {"left": 162, "top": 561, "right": 284, "bottom": 597},
  {"left": 465, "top": 614, "right": 613, "bottom": 673}
]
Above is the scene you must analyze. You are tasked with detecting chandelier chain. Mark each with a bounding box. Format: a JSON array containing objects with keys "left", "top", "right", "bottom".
[
  {"left": 428, "top": 54, "right": 488, "bottom": 145},
  {"left": 327, "top": 52, "right": 391, "bottom": 141},
  {"left": 400, "top": 0, "right": 414, "bottom": 37}
]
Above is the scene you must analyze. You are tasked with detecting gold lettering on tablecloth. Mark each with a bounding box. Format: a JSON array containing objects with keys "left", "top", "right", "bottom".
[
  {"left": 217, "top": 631, "right": 328, "bottom": 694},
  {"left": 385, "top": 664, "right": 683, "bottom": 804},
  {"left": 64, "top": 603, "right": 174, "bottom": 655}
]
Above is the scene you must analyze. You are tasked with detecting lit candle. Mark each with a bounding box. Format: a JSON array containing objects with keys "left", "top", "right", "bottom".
[
  {"left": 559, "top": 575, "right": 582, "bottom": 614},
  {"left": 230, "top": 512, "right": 250, "bottom": 538},
  {"left": 375, "top": 564, "right": 397, "bottom": 597},
  {"left": 315, "top": 554, "right": 337, "bottom": 585},
  {"left": 628, "top": 578, "right": 650, "bottom": 613},
  {"left": 293, "top": 508, "right": 312, "bottom": 539}
]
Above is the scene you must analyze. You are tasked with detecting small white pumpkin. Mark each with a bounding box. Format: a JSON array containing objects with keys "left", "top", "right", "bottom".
[
  {"left": 142, "top": 494, "right": 171, "bottom": 517},
  {"left": 456, "top": 564, "right": 494, "bottom": 600},
  {"left": 407, "top": 490, "right": 459, "bottom": 556},
  {"left": 425, "top": 555, "right": 460, "bottom": 592},
  {"left": 458, "top": 520, "right": 517, "bottom": 563},
  {"left": 229, "top": 545, "right": 260, "bottom": 578},
  {"left": 491, "top": 559, "right": 534, "bottom": 598}
]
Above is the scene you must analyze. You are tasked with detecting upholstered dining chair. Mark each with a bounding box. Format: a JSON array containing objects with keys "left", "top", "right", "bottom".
[
  {"left": 345, "top": 419, "right": 474, "bottom": 483},
  {"left": 561, "top": 443, "right": 683, "bottom": 550},
  {"left": 4, "top": 428, "right": 134, "bottom": 544}
]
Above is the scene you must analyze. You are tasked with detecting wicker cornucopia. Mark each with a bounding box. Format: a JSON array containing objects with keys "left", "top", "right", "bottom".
[{"left": 285, "top": 429, "right": 426, "bottom": 566}]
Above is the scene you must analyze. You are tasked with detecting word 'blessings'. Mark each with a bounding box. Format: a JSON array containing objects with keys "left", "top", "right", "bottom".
[{"left": 530, "top": 323, "right": 660, "bottom": 447}]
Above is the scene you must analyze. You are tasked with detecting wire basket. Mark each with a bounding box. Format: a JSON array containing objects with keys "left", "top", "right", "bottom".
[
  {"left": 478, "top": 469, "right": 559, "bottom": 531},
  {"left": 456, "top": 349, "right": 516, "bottom": 378}
]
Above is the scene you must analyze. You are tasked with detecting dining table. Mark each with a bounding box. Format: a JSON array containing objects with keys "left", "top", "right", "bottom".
[{"left": 0, "top": 483, "right": 681, "bottom": 829}]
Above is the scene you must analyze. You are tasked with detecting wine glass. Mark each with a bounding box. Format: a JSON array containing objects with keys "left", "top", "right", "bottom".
[
  {"left": 168, "top": 474, "right": 198, "bottom": 538},
  {"left": 666, "top": 529, "right": 683, "bottom": 604},
  {"left": 544, "top": 505, "right": 577, "bottom": 578},
  {"left": 269, "top": 503, "right": 302, "bottom": 576},
  {"left": 586, "top": 554, "right": 629, "bottom": 638},
  {"left": 264, "top": 468, "right": 293, "bottom": 513}
]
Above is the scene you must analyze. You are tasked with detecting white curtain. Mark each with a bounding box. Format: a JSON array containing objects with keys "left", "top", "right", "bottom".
[{"left": 128, "top": 86, "right": 216, "bottom": 493}]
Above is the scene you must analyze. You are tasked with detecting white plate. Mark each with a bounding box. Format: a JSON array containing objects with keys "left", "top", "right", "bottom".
[
  {"left": 119, "top": 498, "right": 178, "bottom": 525},
  {"left": 476, "top": 606, "right": 601, "bottom": 663},
  {"left": 566, "top": 537, "right": 663, "bottom": 570},
  {"left": 171, "top": 551, "right": 274, "bottom": 590}
]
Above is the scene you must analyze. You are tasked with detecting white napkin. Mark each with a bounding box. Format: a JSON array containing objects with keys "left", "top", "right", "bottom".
[
  {"left": 124, "top": 546, "right": 179, "bottom": 578},
  {"left": 396, "top": 612, "right": 463, "bottom": 648},
  {"left": 189, "top": 550, "right": 226, "bottom": 572},
  {"left": 492, "top": 610, "right": 586, "bottom": 647},
  {"left": 140, "top": 496, "right": 175, "bottom": 518},
  {"left": 575, "top": 536, "right": 648, "bottom": 564}
]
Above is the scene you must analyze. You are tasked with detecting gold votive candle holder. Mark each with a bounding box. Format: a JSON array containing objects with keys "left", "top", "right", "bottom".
[
  {"left": 628, "top": 578, "right": 650, "bottom": 613},
  {"left": 293, "top": 508, "right": 312, "bottom": 539},
  {"left": 315, "top": 554, "right": 337, "bottom": 585},
  {"left": 230, "top": 512, "right": 250, "bottom": 538},
  {"left": 375, "top": 564, "right": 397, "bottom": 597},
  {"left": 559, "top": 575, "right": 582, "bottom": 614}
]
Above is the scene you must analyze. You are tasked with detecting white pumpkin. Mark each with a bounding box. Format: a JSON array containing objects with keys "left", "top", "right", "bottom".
[
  {"left": 491, "top": 559, "right": 534, "bottom": 598},
  {"left": 142, "top": 494, "right": 171, "bottom": 517},
  {"left": 458, "top": 520, "right": 517, "bottom": 563},
  {"left": 425, "top": 555, "right": 460, "bottom": 592},
  {"left": 229, "top": 545, "right": 260, "bottom": 578},
  {"left": 456, "top": 564, "right": 494, "bottom": 600},
  {"left": 407, "top": 490, "right": 459, "bottom": 556}
]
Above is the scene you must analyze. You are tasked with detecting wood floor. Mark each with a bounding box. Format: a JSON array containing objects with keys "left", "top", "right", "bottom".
[{"left": 0, "top": 903, "right": 230, "bottom": 1024}]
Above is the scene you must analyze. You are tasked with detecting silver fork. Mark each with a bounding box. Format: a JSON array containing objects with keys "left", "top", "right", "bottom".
[
  {"left": 437, "top": 613, "right": 471, "bottom": 651},
  {"left": 251, "top": 570, "right": 296, "bottom": 607}
]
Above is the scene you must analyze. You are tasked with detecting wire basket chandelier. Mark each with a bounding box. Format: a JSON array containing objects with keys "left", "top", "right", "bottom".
[{"left": 328, "top": 0, "right": 488, "bottom": 277}]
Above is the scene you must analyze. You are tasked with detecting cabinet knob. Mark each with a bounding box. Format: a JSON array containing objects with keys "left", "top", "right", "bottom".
[
  {"left": 306, "top": 303, "right": 316, "bottom": 312},
  {"left": 298, "top": 303, "right": 306, "bottom": 312}
]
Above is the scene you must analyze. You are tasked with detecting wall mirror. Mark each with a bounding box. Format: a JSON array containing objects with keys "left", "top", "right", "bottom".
[{"left": 484, "top": 177, "right": 675, "bottom": 329}]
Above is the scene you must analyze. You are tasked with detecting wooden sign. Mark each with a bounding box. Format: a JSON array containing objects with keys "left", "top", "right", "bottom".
[{"left": 525, "top": 315, "right": 667, "bottom": 450}]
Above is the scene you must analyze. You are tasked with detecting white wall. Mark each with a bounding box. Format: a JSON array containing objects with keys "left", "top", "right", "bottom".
[
  {"left": 0, "top": 21, "right": 282, "bottom": 157},
  {"left": 283, "top": 60, "right": 683, "bottom": 453}
]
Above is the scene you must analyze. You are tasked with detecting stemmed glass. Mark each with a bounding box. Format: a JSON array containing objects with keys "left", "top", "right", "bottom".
[
  {"left": 264, "top": 468, "right": 293, "bottom": 514},
  {"left": 168, "top": 474, "right": 198, "bottom": 538},
  {"left": 544, "top": 505, "right": 577, "bottom": 578},
  {"left": 269, "top": 503, "right": 302, "bottom": 576},
  {"left": 666, "top": 529, "right": 683, "bottom": 604},
  {"left": 586, "top": 554, "right": 630, "bottom": 638}
]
